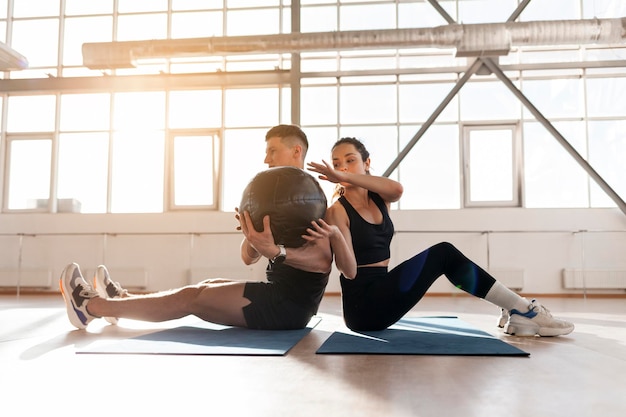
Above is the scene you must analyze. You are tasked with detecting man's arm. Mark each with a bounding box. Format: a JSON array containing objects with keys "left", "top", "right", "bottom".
[
  {"left": 241, "top": 211, "right": 332, "bottom": 273},
  {"left": 281, "top": 241, "right": 332, "bottom": 274},
  {"left": 240, "top": 238, "right": 261, "bottom": 265}
]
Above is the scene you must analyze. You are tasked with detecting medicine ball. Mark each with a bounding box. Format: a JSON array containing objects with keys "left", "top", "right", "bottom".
[{"left": 239, "top": 166, "right": 327, "bottom": 248}]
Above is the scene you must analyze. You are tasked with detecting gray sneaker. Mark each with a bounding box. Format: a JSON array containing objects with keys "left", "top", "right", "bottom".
[
  {"left": 59, "top": 263, "right": 98, "bottom": 329},
  {"left": 504, "top": 299, "right": 574, "bottom": 337},
  {"left": 93, "top": 265, "right": 127, "bottom": 325}
]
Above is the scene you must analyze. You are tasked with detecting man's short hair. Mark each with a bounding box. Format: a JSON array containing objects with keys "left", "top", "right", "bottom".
[{"left": 265, "top": 124, "right": 309, "bottom": 157}]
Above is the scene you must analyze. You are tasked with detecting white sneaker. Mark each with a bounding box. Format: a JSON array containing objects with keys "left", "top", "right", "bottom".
[
  {"left": 59, "top": 263, "right": 98, "bottom": 330},
  {"left": 497, "top": 308, "right": 509, "bottom": 328},
  {"left": 504, "top": 299, "right": 574, "bottom": 337},
  {"left": 93, "top": 265, "right": 127, "bottom": 325}
]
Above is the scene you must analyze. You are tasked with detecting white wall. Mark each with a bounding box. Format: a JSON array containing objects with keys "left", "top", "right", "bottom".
[{"left": 1, "top": 208, "right": 625, "bottom": 295}]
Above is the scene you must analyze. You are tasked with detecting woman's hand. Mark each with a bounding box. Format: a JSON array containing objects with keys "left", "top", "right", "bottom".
[
  {"left": 301, "top": 218, "right": 341, "bottom": 243},
  {"left": 307, "top": 160, "right": 346, "bottom": 184}
]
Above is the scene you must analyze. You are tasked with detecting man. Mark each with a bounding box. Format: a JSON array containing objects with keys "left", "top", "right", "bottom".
[
  {"left": 60, "top": 125, "right": 353, "bottom": 331},
  {"left": 262, "top": 124, "right": 308, "bottom": 169},
  {"left": 241, "top": 124, "right": 312, "bottom": 265}
]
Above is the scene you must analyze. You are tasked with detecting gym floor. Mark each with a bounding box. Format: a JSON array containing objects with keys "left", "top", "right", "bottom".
[{"left": 1, "top": 293, "right": 624, "bottom": 417}]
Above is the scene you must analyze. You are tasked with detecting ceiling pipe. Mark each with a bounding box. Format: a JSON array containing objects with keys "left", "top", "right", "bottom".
[{"left": 83, "top": 17, "right": 626, "bottom": 69}]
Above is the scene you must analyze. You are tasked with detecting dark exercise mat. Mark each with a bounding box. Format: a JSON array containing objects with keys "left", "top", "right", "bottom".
[
  {"left": 316, "top": 316, "right": 529, "bottom": 356},
  {"left": 78, "top": 317, "right": 321, "bottom": 356}
]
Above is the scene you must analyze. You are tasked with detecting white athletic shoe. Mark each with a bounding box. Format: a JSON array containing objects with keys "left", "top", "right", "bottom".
[
  {"left": 93, "top": 265, "right": 127, "bottom": 325},
  {"left": 504, "top": 299, "right": 574, "bottom": 337},
  {"left": 59, "top": 263, "right": 98, "bottom": 330},
  {"left": 497, "top": 308, "right": 509, "bottom": 328}
]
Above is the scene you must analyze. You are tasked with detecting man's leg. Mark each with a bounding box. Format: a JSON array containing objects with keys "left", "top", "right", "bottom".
[{"left": 87, "top": 281, "right": 250, "bottom": 327}]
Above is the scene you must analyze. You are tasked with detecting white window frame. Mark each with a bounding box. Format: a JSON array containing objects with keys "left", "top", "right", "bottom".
[
  {"left": 461, "top": 123, "right": 522, "bottom": 208},
  {"left": 166, "top": 130, "right": 221, "bottom": 211},
  {"left": 2, "top": 134, "right": 57, "bottom": 213}
]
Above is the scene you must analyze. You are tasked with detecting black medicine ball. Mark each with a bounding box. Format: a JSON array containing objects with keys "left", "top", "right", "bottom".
[{"left": 239, "top": 166, "right": 327, "bottom": 248}]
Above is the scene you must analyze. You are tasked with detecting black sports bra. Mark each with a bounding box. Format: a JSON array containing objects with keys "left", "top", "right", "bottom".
[{"left": 338, "top": 192, "right": 394, "bottom": 265}]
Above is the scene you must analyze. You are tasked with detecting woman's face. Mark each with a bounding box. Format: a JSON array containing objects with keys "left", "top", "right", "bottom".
[{"left": 331, "top": 143, "right": 369, "bottom": 175}]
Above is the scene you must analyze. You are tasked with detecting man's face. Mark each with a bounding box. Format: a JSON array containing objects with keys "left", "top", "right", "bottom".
[{"left": 264, "top": 136, "right": 302, "bottom": 168}]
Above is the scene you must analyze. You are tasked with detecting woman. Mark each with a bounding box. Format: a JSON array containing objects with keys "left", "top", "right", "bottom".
[{"left": 307, "top": 137, "right": 574, "bottom": 337}]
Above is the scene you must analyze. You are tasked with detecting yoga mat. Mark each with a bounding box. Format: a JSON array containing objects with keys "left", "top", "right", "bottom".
[
  {"left": 78, "top": 317, "right": 321, "bottom": 356},
  {"left": 316, "top": 316, "right": 529, "bottom": 356}
]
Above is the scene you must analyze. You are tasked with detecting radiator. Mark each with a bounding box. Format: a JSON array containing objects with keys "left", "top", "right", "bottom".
[
  {"left": 562, "top": 268, "right": 626, "bottom": 289},
  {"left": 0, "top": 269, "right": 53, "bottom": 288},
  {"left": 488, "top": 268, "right": 524, "bottom": 290}
]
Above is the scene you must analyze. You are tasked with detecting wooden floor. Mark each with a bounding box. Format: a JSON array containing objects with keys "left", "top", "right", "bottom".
[{"left": 1, "top": 292, "right": 624, "bottom": 417}]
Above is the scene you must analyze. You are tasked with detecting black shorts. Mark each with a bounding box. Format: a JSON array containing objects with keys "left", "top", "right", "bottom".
[{"left": 242, "top": 264, "right": 329, "bottom": 330}]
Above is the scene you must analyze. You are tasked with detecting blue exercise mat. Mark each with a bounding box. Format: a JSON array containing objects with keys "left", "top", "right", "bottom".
[
  {"left": 78, "top": 317, "right": 321, "bottom": 356},
  {"left": 316, "top": 316, "right": 529, "bottom": 356}
]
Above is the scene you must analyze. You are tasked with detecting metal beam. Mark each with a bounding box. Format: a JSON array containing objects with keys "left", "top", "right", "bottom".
[
  {"left": 383, "top": 0, "right": 534, "bottom": 177},
  {"left": 382, "top": 58, "right": 484, "bottom": 177},
  {"left": 481, "top": 57, "right": 626, "bottom": 216},
  {"left": 0, "top": 70, "right": 290, "bottom": 93}
]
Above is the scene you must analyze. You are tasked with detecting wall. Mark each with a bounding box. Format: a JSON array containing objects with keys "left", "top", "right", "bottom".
[{"left": 1, "top": 208, "right": 625, "bottom": 295}]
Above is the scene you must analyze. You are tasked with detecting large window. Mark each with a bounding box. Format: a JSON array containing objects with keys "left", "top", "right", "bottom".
[{"left": 1, "top": 0, "right": 625, "bottom": 214}]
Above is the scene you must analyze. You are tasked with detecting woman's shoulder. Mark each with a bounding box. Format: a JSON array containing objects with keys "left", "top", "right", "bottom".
[{"left": 326, "top": 200, "right": 348, "bottom": 221}]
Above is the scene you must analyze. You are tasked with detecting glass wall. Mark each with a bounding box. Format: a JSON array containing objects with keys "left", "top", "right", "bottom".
[{"left": 1, "top": 0, "right": 625, "bottom": 213}]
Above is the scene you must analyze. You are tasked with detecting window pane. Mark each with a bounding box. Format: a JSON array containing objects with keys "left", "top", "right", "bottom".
[
  {"left": 460, "top": 81, "right": 521, "bottom": 121},
  {"left": 340, "top": 55, "right": 397, "bottom": 72},
  {"left": 588, "top": 120, "right": 626, "bottom": 208},
  {"left": 339, "top": 84, "right": 397, "bottom": 124},
  {"left": 523, "top": 121, "right": 588, "bottom": 208},
  {"left": 340, "top": 4, "right": 396, "bottom": 30},
  {"left": 301, "top": 86, "right": 337, "bottom": 125},
  {"left": 13, "top": 0, "right": 59, "bottom": 17},
  {"left": 399, "top": 83, "right": 459, "bottom": 123},
  {"left": 468, "top": 129, "right": 513, "bottom": 202},
  {"left": 226, "top": 9, "right": 280, "bottom": 36},
  {"left": 458, "top": 0, "right": 519, "bottom": 24},
  {"left": 118, "top": 0, "right": 168, "bottom": 13},
  {"left": 337, "top": 125, "right": 399, "bottom": 177},
  {"left": 399, "top": 125, "right": 460, "bottom": 209},
  {"left": 301, "top": 6, "right": 337, "bottom": 32},
  {"left": 582, "top": 0, "right": 626, "bottom": 18},
  {"left": 7, "top": 139, "right": 51, "bottom": 209},
  {"left": 7, "top": 96, "right": 56, "bottom": 132},
  {"left": 169, "top": 90, "right": 222, "bottom": 128},
  {"left": 117, "top": 14, "right": 168, "bottom": 41},
  {"left": 522, "top": 79, "right": 584, "bottom": 119},
  {"left": 521, "top": 0, "right": 580, "bottom": 21},
  {"left": 113, "top": 92, "right": 165, "bottom": 130},
  {"left": 222, "top": 128, "right": 267, "bottom": 211},
  {"left": 60, "top": 94, "right": 110, "bottom": 131},
  {"left": 65, "top": 0, "right": 113, "bottom": 15},
  {"left": 11, "top": 19, "right": 59, "bottom": 67},
  {"left": 111, "top": 132, "right": 165, "bottom": 213},
  {"left": 224, "top": 88, "right": 279, "bottom": 127},
  {"left": 57, "top": 133, "right": 109, "bottom": 213},
  {"left": 173, "top": 136, "right": 215, "bottom": 206},
  {"left": 63, "top": 16, "right": 113, "bottom": 66},
  {"left": 299, "top": 126, "right": 340, "bottom": 200},
  {"left": 172, "top": 0, "right": 224, "bottom": 11},
  {"left": 398, "top": 2, "right": 452, "bottom": 28},
  {"left": 228, "top": 0, "right": 280, "bottom": 7},
  {"left": 171, "top": 11, "right": 224, "bottom": 38},
  {"left": 586, "top": 78, "right": 626, "bottom": 118}
]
